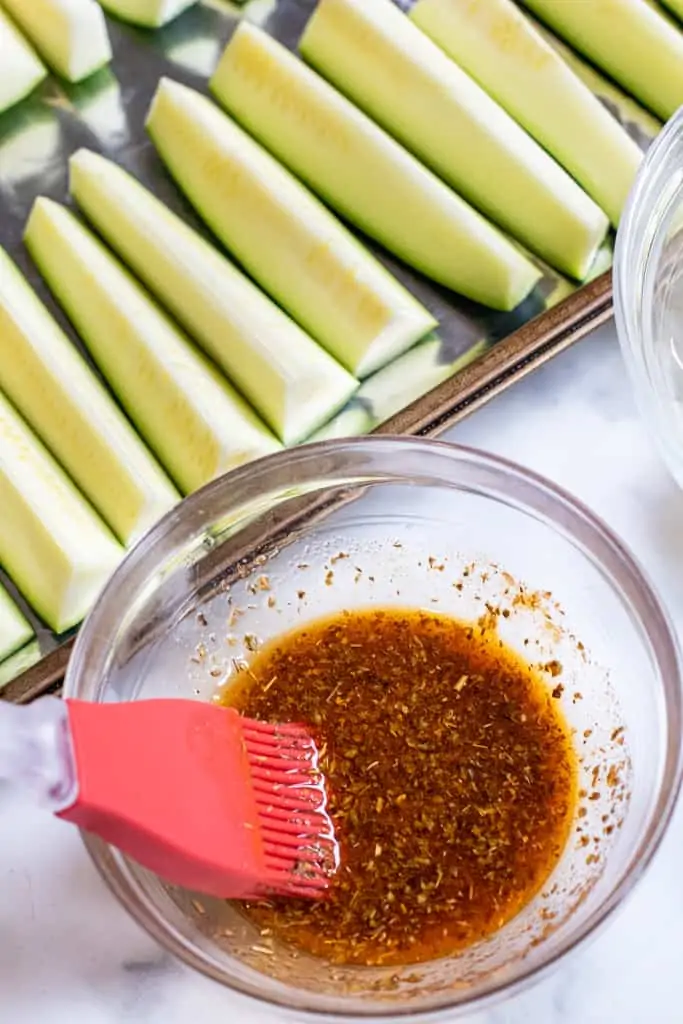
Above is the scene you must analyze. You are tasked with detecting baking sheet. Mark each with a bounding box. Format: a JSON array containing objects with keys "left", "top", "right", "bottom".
[{"left": 0, "top": 0, "right": 659, "bottom": 699}]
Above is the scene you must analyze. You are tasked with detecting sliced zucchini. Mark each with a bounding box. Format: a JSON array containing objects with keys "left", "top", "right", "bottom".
[
  {"left": 25, "top": 198, "right": 281, "bottom": 495},
  {"left": 98, "top": 0, "right": 196, "bottom": 27},
  {"left": 146, "top": 77, "right": 436, "bottom": 377},
  {"left": 210, "top": 22, "right": 541, "bottom": 311},
  {"left": 300, "top": 0, "right": 607, "bottom": 280},
  {"left": 409, "top": 0, "right": 643, "bottom": 229},
  {"left": 520, "top": 0, "right": 683, "bottom": 122},
  {"left": 662, "top": 0, "right": 683, "bottom": 22},
  {"left": 0, "top": 585, "right": 33, "bottom": 664},
  {"left": 310, "top": 336, "right": 487, "bottom": 441},
  {"left": 0, "top": 9, "right": 47, "bottom": 115},
  {"left": 0, "top": 639, "right": 41, "bottom": 691},
  {"left": 308, "top": 404, "right": 374, "bottom": 442},
  {"left": 0, "top": 0, "right": 112, "bottom": 83},
  {"left": 532, "top": 18, "right": 661, "bottom": 144},
  {"left": 0, "top": 245, "right": 179, "bottom": 545},
  {"left": 0, "top": 391, "right": 123, "bottom": 634},
  {"left": 69, "top": 149, "right": 359, "bottom": 445}
]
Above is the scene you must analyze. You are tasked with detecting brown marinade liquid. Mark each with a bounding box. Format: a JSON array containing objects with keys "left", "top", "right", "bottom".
[{"left": 223, "top": 608, "right": 577, "bottom": 967}]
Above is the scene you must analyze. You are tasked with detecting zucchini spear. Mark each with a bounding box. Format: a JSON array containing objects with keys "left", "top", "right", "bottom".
[
  {"left": 146, "top": 77, "right": 436, "bottom": 377},
  {"left": 25, "top": 198, "right": 281, "bottom": 495},
  {"left": 69, "top": 149, "right": 358, "bottom": 445},
  {"left": 210, "top": 21, "right": 541, "bottom": 311},
  {"left": 0, "top": 0, "right": 112, "bottom": 82},
  {"left": 0, "top": 246, "right": 179, "bottom": 545},
  {"left": 0, "top": 8, "right": 47, "bottom": 114},
  {"left": 521, "top": 0, "right": 683, "bottom": 122},
  {"left": 0, "top": 391, "right": 123, "bottom": 634},
  {"left": 410, "top": 0, "right": 643, "bottom": 228},
  {"left": 301, "top": 0, "right": 608, "bottom": 279}
]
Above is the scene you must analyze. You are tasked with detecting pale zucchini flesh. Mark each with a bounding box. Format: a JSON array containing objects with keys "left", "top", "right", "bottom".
[
  {"left": 410, "top": 0, "right": 643, "bottom": 230},
  {"left": 0, "top": 639, "right": 41, "bottom": 690},
  {"left": 146, "top": 77, "right": 436, "bottom": 377},
  {"left": 0, "top": 391, "right": 123, "bottom": 634},
  {"left": 531, "top": 17, "right": 661, "bottom": 143},
  {"left": 98, "top": 0, "right": 196, "bottom": 28},
  {"left": 0, "top": 584, "right": 33, "bottom": 663},
  {"left": 0, "top": 245, "right": 179, "bottom": 545},
  {"left": 0, "top": 0, "right": 112, "bottom": 82},
  {"left": 25, "top": 197, "right": 281, "bottom": 495},
  {"left": 69, "top": 149, "right": 359, "bottom": 445},
  {"left": 210, "top": 22, "right": 541, "bottom": 312},
  {"left": 0, "top": 9, "right": 47, "bottom": 114},
  {"left": 520, "top": 0, "right": 683, "bottom": 122},
  {"left": 310, "top": 336, "right": 487, "bottom": 442},
  {"left": 301, "top": 0, "right": 607, "bottom": 281}
]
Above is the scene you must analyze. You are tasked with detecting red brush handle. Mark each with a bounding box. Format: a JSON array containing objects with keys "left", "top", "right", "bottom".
[{"left": 58, "top": 700, "right": 265, "bottom": 896}]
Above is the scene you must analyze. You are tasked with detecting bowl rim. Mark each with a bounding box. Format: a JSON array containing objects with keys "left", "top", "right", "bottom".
[{"left": 65, "top": 436, "right": 683, "bottom": 1021}]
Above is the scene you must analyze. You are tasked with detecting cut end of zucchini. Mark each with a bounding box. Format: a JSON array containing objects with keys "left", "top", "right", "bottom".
[
  {"left": 0, "top": 638, "right": 41, "bottom": 691},
  {"left": 279, "top": 371, "right": 359, "bottom": 446},
  {"left": 69, "top": 148, "right": 359, "bottom": 444},
  {"left": 0, "top": 584, "right": 34, "bottom": 663},
  {"left": 147, "top": 76, "right": 436, "bottom": 378},
  {"left": 26, "top": 195, "right": 282, "bottom": 494},
  {"left": 0, "top": 9, "right": 47, "bottom": 114},
  {"left": 211, "top": 22, "right": 541, "bottom": 311},
  {"left": 1, "top": 0, "right": 112, "bottom": 82},
  {"left": 99, "top": 0, "right": 196, "bottom": 28},
  {"left": 0, "top": 391, "right": 123, "bottom": 634}
]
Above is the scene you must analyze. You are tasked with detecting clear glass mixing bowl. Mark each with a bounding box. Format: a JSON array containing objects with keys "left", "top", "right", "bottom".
[
  {"left": 63, "top": 437, "right": 682, "bottom": 1021},
  {"left": 615, "top": 105, "right": 683, "bottom": 488}
]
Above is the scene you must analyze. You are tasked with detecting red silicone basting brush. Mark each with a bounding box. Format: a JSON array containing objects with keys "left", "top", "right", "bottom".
[{"left": 0, "top": 696, "right": 336, "bottom": 899}]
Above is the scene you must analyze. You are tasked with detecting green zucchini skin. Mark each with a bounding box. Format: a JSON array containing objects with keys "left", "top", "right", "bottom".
[
  {"left": 0, "top": 9, "right": 47, "bottom": 114},
  {"left": 521, "top": 0, "right": 683, "bottom": 122},
  {"left": 146, "top": 77, "right": 436, "bottom": 379},
  {"left": 25, "top": 197, "right": 281, "bottom": 496},
  {"left": 0, "top": 245, "right": 179, "bottom": 546},
  {"left": 211, "top": 22, "right": 542, "bottom": 312},
  {"left": 301, "top": 0, "right": 608, "bottom": 280},
  {"left": 69, "top": 149, "right": 359, "bottom": 447},
  {"left": 0, "top": 0, "right": 112, "bottom": 83},
  {"left": 0, "top": 391, "right": 123, "bottom": 635}
]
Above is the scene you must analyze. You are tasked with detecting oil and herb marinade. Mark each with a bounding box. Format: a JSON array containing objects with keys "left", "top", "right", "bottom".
[{"left": 224, "top": 608, "right": 577, "bottom": 967}]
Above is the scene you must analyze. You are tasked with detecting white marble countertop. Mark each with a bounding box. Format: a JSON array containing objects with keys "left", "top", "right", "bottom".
[{"left": 3, "top": 320, "right": 683, "bottom": 1024}]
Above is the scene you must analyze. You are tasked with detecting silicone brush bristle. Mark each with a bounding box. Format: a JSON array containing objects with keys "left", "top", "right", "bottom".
[
  {"left": 240, "top": 718, "right": 338, "bottom": 899},
  {"left": 59, "top": 699, "right": 337, "bottom": 901}
]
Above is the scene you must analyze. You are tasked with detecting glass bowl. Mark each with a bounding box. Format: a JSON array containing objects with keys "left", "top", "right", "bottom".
[
  {"left": 63, "top": 437, "right": 682, "bottom": 1021},
  {"left": 615, "top": 105, "right": 683, "bottom": 488}
]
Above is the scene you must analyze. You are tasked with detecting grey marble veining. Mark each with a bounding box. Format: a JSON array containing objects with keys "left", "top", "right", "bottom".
[{"left": 3, "top": 321, "right": 682, "bottom": 1023}]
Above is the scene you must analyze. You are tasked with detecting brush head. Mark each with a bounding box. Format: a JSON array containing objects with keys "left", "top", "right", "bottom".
[
  {"left": 58, "top": 699, "right": 337, "bottom": 900},
  {"left": 239, "top": 715, "right": 338, "bottom": 898}
]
